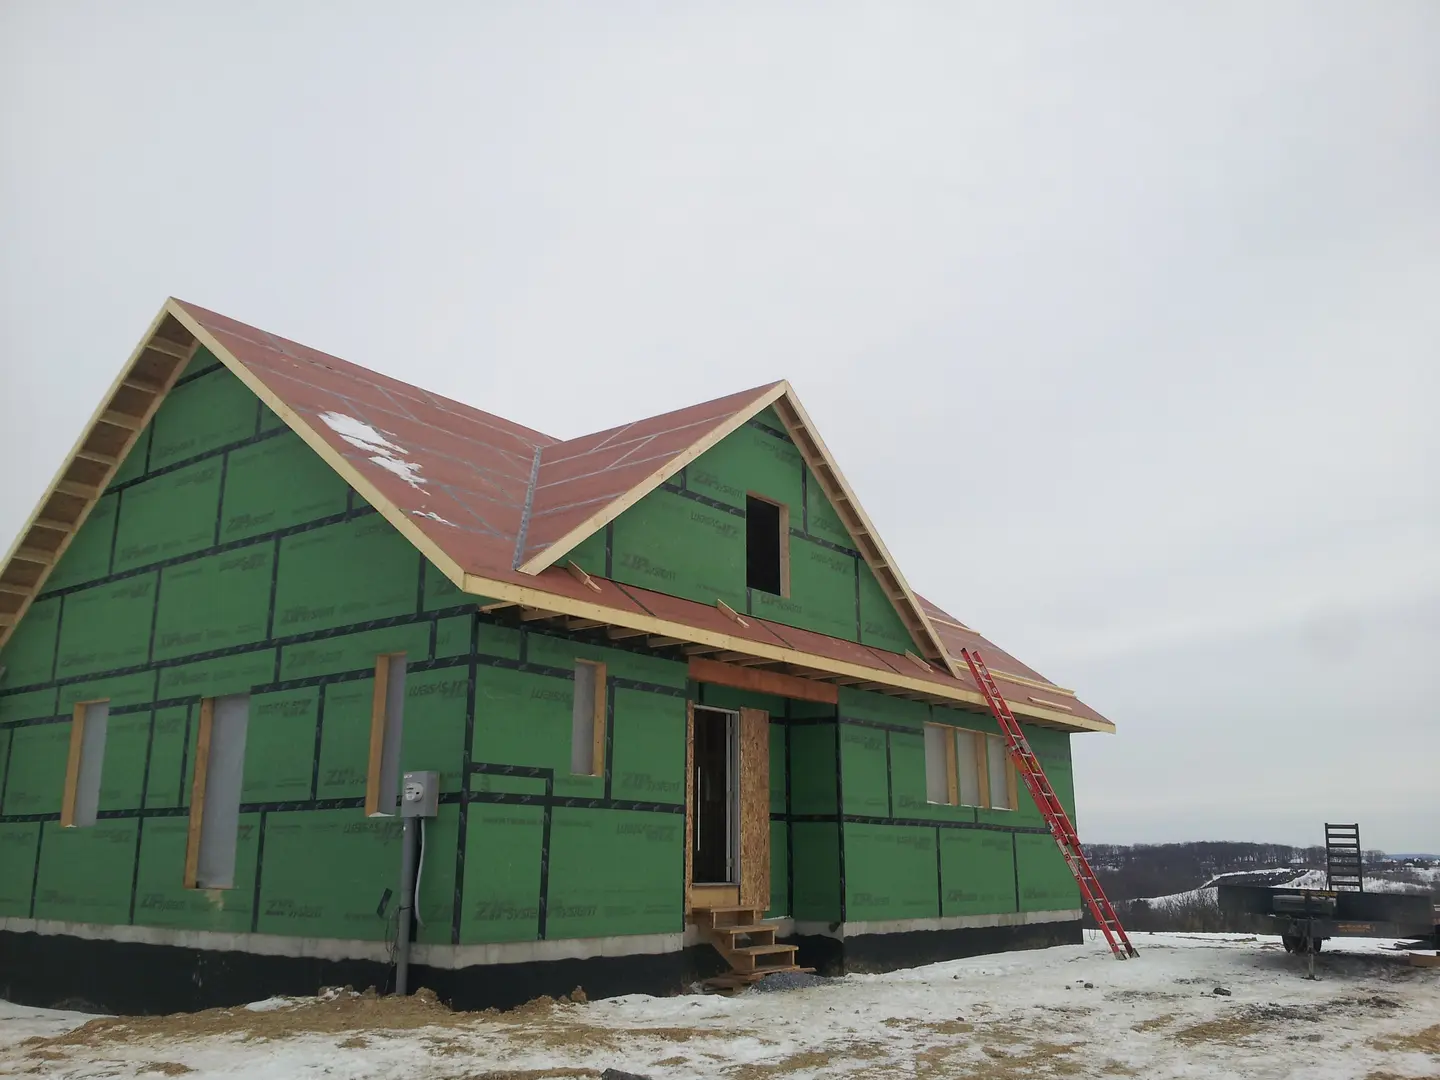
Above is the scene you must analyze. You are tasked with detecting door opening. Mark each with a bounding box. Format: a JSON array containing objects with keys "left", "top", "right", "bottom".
[{"left": 691, "top": 706, "right": 738, "bottom": 884}]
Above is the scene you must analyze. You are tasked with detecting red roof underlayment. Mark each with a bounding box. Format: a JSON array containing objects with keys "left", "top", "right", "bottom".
[{"left": 7, "top": 299, "right": 1114, "bottom": 732}]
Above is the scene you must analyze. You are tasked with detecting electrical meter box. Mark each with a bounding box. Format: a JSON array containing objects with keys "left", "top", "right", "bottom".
[{"left": 400, "top": 770, "right": 440, "bottom": 818}]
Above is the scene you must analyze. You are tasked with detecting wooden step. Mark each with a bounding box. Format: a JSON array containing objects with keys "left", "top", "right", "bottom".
[
  {"left": 693, "top": 905, "right": 762, "bottom": 929},
  {"left": 699, "top": 965, "right": 814, "bottom": 994},
  {"left": 725, "top": 944, "right": 798, "bottom": 973},
  {"left": 712, "top": 923, "right": 778, "bottom": 946}
]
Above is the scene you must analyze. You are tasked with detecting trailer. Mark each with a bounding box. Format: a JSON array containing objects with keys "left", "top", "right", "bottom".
[{"left": 1216, "top": 824, "right": 1439, "bottom": 976}]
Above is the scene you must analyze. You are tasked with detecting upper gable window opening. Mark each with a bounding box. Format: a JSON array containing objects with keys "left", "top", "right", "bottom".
[{"left": 745, "top": 494, "right": 788, "bottom": 597}]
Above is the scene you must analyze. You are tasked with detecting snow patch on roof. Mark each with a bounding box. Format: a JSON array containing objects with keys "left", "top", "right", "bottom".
[
  {"left": 318, "top": 411, "right": 427, "bottom": 489},
  {"left": 411, "top": 510, "right": 457, "bottom": 527}
]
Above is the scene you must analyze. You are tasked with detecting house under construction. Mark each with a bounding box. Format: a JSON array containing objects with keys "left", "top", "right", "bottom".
[{"left": 0, "top": 299, "right": 1115, "bottom": 1012}]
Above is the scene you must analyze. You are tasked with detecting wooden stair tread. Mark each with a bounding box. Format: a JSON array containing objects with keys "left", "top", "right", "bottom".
[{"left": 728, "top": 944, "right": 796, "bottom": 955}]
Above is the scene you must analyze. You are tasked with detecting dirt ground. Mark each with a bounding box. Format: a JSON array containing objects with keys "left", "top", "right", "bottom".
[{"left": 2, "top": 933, "right": 1438, "bottom": 1079}]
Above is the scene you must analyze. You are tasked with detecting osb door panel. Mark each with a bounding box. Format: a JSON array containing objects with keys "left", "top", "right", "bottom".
[
  {"left": 738, "top": 707, "right": 771, "bottom": 909},
  {"left": 684, "top": 702, "right": 695, "bottom": 913}
]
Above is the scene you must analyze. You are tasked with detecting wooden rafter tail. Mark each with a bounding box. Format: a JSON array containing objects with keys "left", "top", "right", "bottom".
[{"left": 0, "top": 302, "right": 198, "bottom": 654}]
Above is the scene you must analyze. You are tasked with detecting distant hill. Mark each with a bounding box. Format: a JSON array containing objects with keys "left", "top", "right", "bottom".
[{"left": 1086, "top": 841, "right": 1437, "bottom": 903}]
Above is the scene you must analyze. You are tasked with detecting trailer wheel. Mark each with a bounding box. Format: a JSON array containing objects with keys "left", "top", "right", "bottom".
[{"left": 1281, "top": 934, "right": 1301, "bottom": 953}]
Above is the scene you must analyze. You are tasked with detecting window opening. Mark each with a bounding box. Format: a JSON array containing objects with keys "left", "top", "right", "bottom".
[{"left": 745, "top": 495, "right": 787, "bottom": 595}]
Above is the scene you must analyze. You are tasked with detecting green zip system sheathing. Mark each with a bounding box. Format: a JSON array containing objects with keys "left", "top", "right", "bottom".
[{"left": 567, "top": 407, "right": 923, "bottom": 655}]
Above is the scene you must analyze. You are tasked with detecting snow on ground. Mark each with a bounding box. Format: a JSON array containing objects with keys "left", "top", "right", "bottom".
[{"left": 3, "top": 933, "right": 1437, "bottom": 1079}]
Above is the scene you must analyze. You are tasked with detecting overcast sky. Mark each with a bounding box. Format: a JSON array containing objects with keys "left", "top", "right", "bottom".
[{"left": 2, "top": 3, "right": 1436, "bottom": 852}]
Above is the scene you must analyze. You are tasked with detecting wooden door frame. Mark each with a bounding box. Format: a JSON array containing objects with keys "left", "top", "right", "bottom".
[{"left": 685, "top": 702, "right": 771, "bottom": 912}]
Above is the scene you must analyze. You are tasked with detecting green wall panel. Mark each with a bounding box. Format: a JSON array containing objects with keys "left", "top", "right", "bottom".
[
  {"left": 280, "top": 623, "right": 431, "bottom": 681},
  {"left": 0, "top": 688, "right": 58, "bottom": 725},
  {"left": 601, "top": 417, "right": 925, "bottom": 654},
  {"left": 839, "top": 723, "right": 889, "bottom": 818},
  {"left": 422, "top": 560, "right": 467, "bottom": 612},
  {"left": 461, "top": 804, "right": 543, "bottom": 943},
  {"left": 400, "top": 668, "right": 470, "bottom": 793},
  {"left": 566, "top": 530, "right": 607, "bottom": 582},
  {"left": 257, "top": 811, "right": 399, "bottom": 939},
  {"left": 804, "top": 465, "right": 851, "bottom": 547},
  {"left": 857, "top": 566, "right": 917, "bottom": 654},
  {"left": 220, "top": 432, "right": 350, "bottom": 543},
  {"left": 242, "top": 689, "right": 320, "bottom": 803},
  {"left": 33, "top": 821, "right": 139, "bottom": 924},
  {"left": 886, "top": 729, "right": 975, "bottom": 825},
  {"left": 609, "top": 488, "right": 746, "bottom": 610},
  {"left": 133, "top": 814, "right": 260, "bottom": 933},
  {"left": 113, "top": 460, "right": 223, "bottom": 572},
  {"left": 765, "top": 820, "right": 788, "bottom": 919},
  {"left": 144, "top": 706, "right": 192, "bottom": 808},
  {"left": 259, "top": 402, "right": 287, "bottom": 433},
  {"left": 274, "top": 517, "right": 418, "bottom": 635},
  {"left": 689, "top": 422, "right": 804, "bottom": 510},
  {"left": 608, "top": 688, "right": 685, "bottom": 805},
  {"left": 148, "top": 362, "right": 257, "bottom": 470},
  {"left": 0, "top": 822, "right": 40, "bottom": 916},
  {"left": 529, "top": 632, "right": 687, "bottom": 688},
  {"left": 843, "top": 823, "right": 939, "bottom": 922},
  {"left": 434, "top": 615, "right": 471, "bottom": 659},
  {"left": 96, "top": 710, "right": 152, "bottom": 811},
  {"left": 475, "top": 622, "right": 522, "bottom": 661},
  {"left": 55, "top": 574, "right": 157, "bottom": 678},
  {"left": 839, "top": 687, "right": 930, "bottom": 728},
  {"left": 58, "top": 671, "right": 155, "bottom": 713},
  {"left": 788, "top": 724, "right": 837, "bottom": 815},
  {"left": 0, "top": 598, "right": 60, "bottom": 687},
  {"left": 940, "top": 830, "right": 1017, "bottom": 916},
  {"left": 107, "top": 425, "right": 151, "bottom": 489},
  {"left": 414, "top": 804, "right": 459, "bottom": 943},
  {"left": 546, "top": 808, "right": 681, "bottom": 938},
  {"left": 154, "top": 546, "right": 274, "bottom": 661},
  {"left": 769, "top": 724, "right": 786, "bottom": 814},
  {"left": 471, "top": 666, "right": 603, "bottom": 800},
  {"left": 761, "top": 538, "right": 857, "bottom": 639},
  {"left": 316, "top": 678, "right": 374, "bottom": 799},
  {"left": 790, "top": 822, "right": 841, "bottom": 923},
  {"left": 158, "top": 649, "right": 276, "bottom": 701},
  {"left": 44, "top": 493, "right": 117, "bottom": 591},
  {"left": 2, "top": 722, "right": 71, "bottom": 815},
  {"left": 1016, "top": 832, "right": 1080, "bottom": 912}
]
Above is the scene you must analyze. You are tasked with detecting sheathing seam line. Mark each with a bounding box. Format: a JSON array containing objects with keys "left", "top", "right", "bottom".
[
  {"left": 778, "top": 813, "right": 1049, "bottom": 835},
  {"left": 451, "top": 611, "right": 480, "bottom": 946}
]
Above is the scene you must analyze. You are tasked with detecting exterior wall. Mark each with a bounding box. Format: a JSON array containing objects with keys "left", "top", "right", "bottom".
[
  {"left": 767, "top": 685, "right": 1081, "bottom": 934},
  {"left": 566, "top": 407, "right": 920, "bottom": 654}
]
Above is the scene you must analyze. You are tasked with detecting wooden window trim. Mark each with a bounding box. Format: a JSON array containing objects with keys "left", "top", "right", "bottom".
[
  {"left": 746, "top": 491, "right": 790, "bottom": 598},
  {"left": 943, "top": 728, "right": 959, "bottom": 806},
  {"left": 60, "top": 700, "right": 105, "bottom": 828},
  {"left": 365, "top": 655, "right": 394, "bottom": 817},
  {"left": 974, "top": 730, "right": 991, "bottom": 809},
  {"left": 183, "top": 697, "right": 216, "bottom": 889},
  {"left": 574, "top": 659, "right": 607, "bottom": 777}
]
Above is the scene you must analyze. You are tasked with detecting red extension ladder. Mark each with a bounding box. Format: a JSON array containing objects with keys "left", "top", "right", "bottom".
[{"left": 960, "top": 648, "right": 1138, "bottom": 960}]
